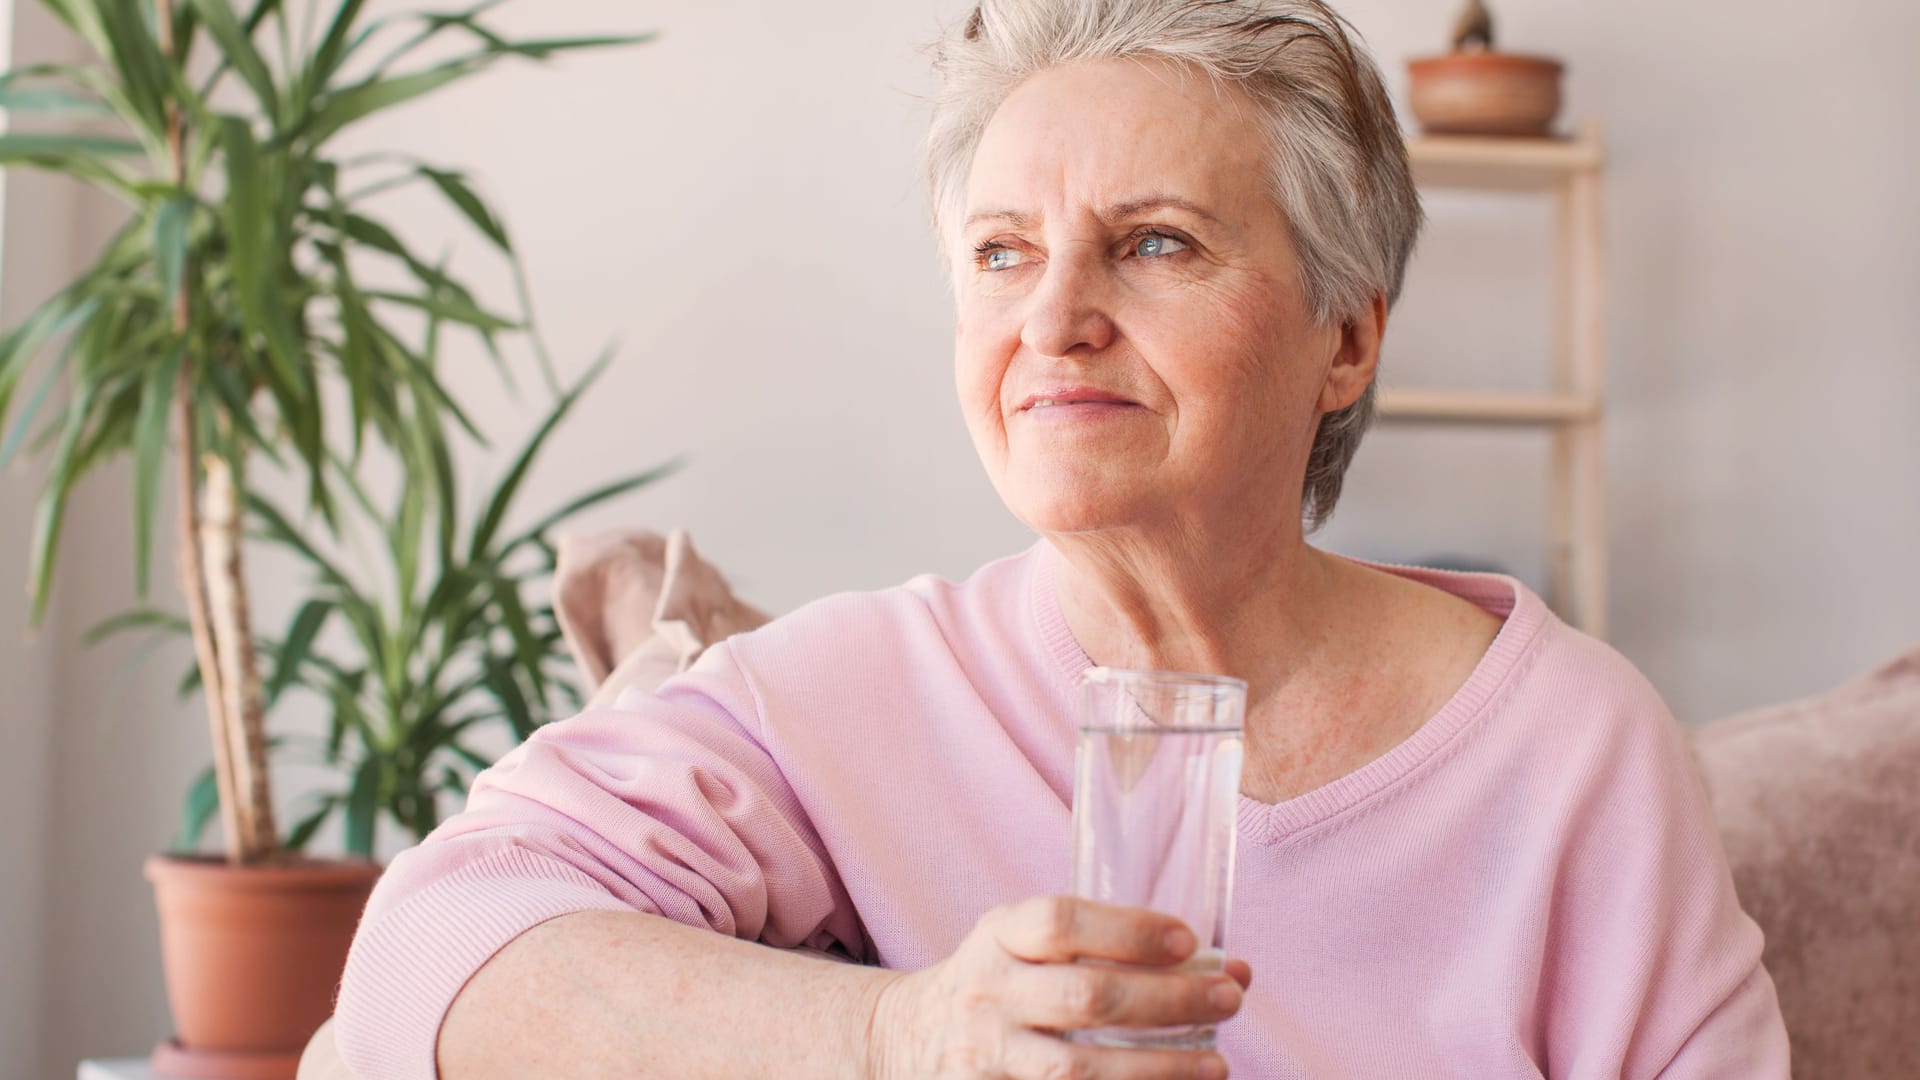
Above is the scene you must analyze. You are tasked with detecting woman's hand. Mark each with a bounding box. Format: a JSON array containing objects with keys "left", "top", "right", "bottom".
[{"left": 865, "top": 895, "right": 1251, "bottom": 1079}]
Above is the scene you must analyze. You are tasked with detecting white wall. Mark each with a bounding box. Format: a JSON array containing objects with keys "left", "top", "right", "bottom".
[
  {"left": 0, "top": 167, "right": 60, "bottom": 1080},
  {"left": 1, "top": 9, "right": 104, "bottom": 1080},
  {"left": 5, "top": 0, "right": 1916, "bottom": 1074}
]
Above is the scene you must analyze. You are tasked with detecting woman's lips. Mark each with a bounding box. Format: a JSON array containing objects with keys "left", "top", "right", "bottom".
[
  {"left": 1016, "top": 388, "right": 1141, "bottom": 416},
  {"left": 1019, "top": 400, "right": 1141, "bottom": 421}
]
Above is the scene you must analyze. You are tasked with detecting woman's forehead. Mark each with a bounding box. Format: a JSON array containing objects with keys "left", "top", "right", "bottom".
[{"left": 963, "top": 58, "right": 1269, "bottom": 224}]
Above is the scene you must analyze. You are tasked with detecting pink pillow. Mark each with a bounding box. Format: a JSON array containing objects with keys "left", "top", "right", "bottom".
[{"left": 1689, "top": 647, "right": 1920, "bottom": 1079}]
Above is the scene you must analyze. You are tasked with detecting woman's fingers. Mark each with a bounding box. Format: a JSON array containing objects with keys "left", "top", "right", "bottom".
[
  {"left": 1000, "top": 960, "right": 1243, "bottom": 1033},
  {"left": 1224, "top": 957, "right": 1253, "bottom": 989},
  {"left": 1002, "top": 1029, "right": 1229, "bottom": 1080},
  {"left": 990, "top": 895, "right": 1196, "bottom": 966},
  {"left": 878, "top": 897, "right": 1252, "bottom": 1080}
]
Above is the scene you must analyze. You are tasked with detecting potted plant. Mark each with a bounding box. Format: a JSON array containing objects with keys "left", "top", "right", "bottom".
[
  {"left": 96, "top": 358, "right": 675, "bottom": 1077},
  {"left": 0, "top": 2, "right": 647, "bottom": 1074}
]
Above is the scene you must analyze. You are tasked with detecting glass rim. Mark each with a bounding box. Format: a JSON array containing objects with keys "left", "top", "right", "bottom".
[{"left": 1079, "top": 666, "right": 1248, "bottom": 696}]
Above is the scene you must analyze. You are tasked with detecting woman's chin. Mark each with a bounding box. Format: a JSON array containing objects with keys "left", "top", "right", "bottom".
[{"left": 1005, "top": 485, "right": 1155, "bottom": 537}]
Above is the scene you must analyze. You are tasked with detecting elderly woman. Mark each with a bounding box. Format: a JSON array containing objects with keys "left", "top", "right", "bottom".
[{"left": 334, "top": 1, "right": 1788, "bottom": 1077}]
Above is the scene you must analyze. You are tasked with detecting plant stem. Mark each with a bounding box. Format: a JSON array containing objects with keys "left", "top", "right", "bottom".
[
  {"left": 172, "top": 390, "right": 246, "bottom": 861},
  {"left": 158, "top": 0, "right": 243, "bottom": 865},
  {"left": 202, "top": 450, "right": 278, "bottom": 859},
  {"left": 158, "top": 0, "right": 276, "bottom": 863}
]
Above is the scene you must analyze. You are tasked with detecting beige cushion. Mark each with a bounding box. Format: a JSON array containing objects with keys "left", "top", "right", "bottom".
[
  {"left": 553, "top": 527, "right": 773, "bottom": 707},
  {"left": 1690, "top": 646, "right": 1920, "bottom": 1079}
]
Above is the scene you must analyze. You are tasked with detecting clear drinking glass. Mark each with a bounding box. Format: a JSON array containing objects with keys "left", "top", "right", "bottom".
[{"left": 1068, "top": 667, "right": 1247, "bottom": 1051}]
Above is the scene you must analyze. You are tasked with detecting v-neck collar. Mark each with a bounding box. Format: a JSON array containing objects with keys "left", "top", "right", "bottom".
[{"left": 1026, "top": 539, "right": 1551, "bottom": 847}]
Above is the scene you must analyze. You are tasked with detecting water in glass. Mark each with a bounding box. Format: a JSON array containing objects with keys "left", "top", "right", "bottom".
[{"left": 1069, "top": 720, "right": 1244, "bottom": 1050}]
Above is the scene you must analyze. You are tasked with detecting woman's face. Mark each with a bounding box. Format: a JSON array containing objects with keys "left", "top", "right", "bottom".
[{"left": 952, "top": 58, "right": 1366, "bottom": 540}]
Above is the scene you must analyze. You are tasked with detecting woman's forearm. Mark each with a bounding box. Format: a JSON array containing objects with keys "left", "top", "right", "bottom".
[{"left": 437, "top": 909, "right": 898, "bottom": 1080}]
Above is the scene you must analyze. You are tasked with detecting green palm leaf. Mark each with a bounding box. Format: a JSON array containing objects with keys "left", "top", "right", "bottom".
[
  {"left": 301, "top": 59, "right": 481, "bottom": 146},
  {"left": 190, "top": 0, "right": 280, "bottom": 121},
  {"left": 131, "top": 340, "right": 186, "bottom": 596}
]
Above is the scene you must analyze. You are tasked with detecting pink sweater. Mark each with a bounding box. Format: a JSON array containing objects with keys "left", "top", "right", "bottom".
[{"left": 336, "top": 543, "right": 1789, "bottom": 1078}]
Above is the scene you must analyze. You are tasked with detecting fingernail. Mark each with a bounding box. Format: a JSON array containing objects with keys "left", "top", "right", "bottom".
[
  {"left": 1164, "top": 926, "right": 1196, "bottom": 957},
  {"left": 1195, "top": 1056, "right": 1228, "bottom": 1080},
  {"left": 1209, "top": 980, "right": 1241, "bottom": 1011}
]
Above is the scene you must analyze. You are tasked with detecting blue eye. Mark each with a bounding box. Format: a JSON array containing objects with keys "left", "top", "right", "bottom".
[
  {"left": 975, "top": 244, "right": 1025, "bottom": 272},
  {"left": 1134, "top": 233, "right": 1188, "bottom": 257}
]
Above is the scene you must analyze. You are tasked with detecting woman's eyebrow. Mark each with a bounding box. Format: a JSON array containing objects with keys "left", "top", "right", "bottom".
[
  {"left": 962, "top": 196, "right": 1223, "bottom": 232},
  {"left": 1099, "top": 194, "right": 1222, "bottom": 226},
  {"left": 963, "top": 207, "right": 1038, "bottom": 231}
]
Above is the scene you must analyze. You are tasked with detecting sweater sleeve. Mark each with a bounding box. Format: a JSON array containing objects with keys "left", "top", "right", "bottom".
[
  {"left": 332, "top": 640, "right": 863, "bottom": 1080},
  {"left": 1537, "top": 642, "right": 1790, "bottom": 1080},
  {"left": 1651, "top": 966, "right": 1792, "bottom": 1077}
]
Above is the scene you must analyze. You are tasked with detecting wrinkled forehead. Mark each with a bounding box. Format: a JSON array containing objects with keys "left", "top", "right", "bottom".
[{"left": 957, "top": 58, "right": 1272, "bottom": 241}]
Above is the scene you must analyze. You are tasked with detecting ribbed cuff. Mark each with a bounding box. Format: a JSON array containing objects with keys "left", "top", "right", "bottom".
[{"left": 335, "top": 844, "right": 640, "bottom": 1080}]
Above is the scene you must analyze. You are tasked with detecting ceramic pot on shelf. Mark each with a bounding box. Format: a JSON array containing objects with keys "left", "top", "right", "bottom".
[
  {"left": 1407, "top": 51, "right": 1564, "bottom": 138},
  {"left": 146, "top": 855, "right": 381, "bottom": 1080}
]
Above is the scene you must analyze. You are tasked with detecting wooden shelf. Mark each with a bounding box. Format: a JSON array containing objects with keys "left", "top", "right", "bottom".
[
  {"left": 1407, "top": 126, "right": 1604, "bottom": 191},
  {"left": 1378, "top": 389, "right": 1599, "bottom": 426},
  {"left": 1389, "top": 120, "right": 1610, "bottom": 637}
]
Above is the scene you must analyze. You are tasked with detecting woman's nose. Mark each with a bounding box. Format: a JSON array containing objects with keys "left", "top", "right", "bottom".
[{"left": 1019, "top": 254, "right": 1117, "bottom": 359}]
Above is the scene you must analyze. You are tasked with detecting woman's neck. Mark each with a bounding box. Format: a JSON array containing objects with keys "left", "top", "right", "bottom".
[{"left": 1047, "top": 517, "right": 1340, "bottom": 699}]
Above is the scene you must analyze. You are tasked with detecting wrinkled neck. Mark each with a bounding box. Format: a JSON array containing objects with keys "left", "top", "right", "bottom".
[{"left": 1046, "top": 514, "right": 1336, "bottom": 695}]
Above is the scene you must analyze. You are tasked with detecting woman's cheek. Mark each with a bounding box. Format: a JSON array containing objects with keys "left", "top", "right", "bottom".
[
  {"left": 953, "top": 320, "right": 1008, "bottom": 434},
  {"left": 1187, "top": 275, "right": 1310, "bottom": 382}
]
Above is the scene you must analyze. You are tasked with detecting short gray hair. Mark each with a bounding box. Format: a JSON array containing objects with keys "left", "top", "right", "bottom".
[{"left": 926, "top": 0, "right": 1422, "bottom": 529}]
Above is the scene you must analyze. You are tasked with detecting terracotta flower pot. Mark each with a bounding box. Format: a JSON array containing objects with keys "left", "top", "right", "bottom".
[
  {"left": 1407, "top": 51, "right": 1564, "bottom": 138},
  {"left": 146, "top": 854, "right": 381, "bottom": 1080}
]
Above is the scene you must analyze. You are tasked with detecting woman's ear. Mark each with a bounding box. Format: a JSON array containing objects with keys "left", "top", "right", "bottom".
[{"left": 1317, "top": 291, "right": 1388, "bottom": 414}]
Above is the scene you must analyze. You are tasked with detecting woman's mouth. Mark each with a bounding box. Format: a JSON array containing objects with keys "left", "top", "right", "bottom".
[{"left": 1017, "top": 388, "right": 1141, "bottom": 416}]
